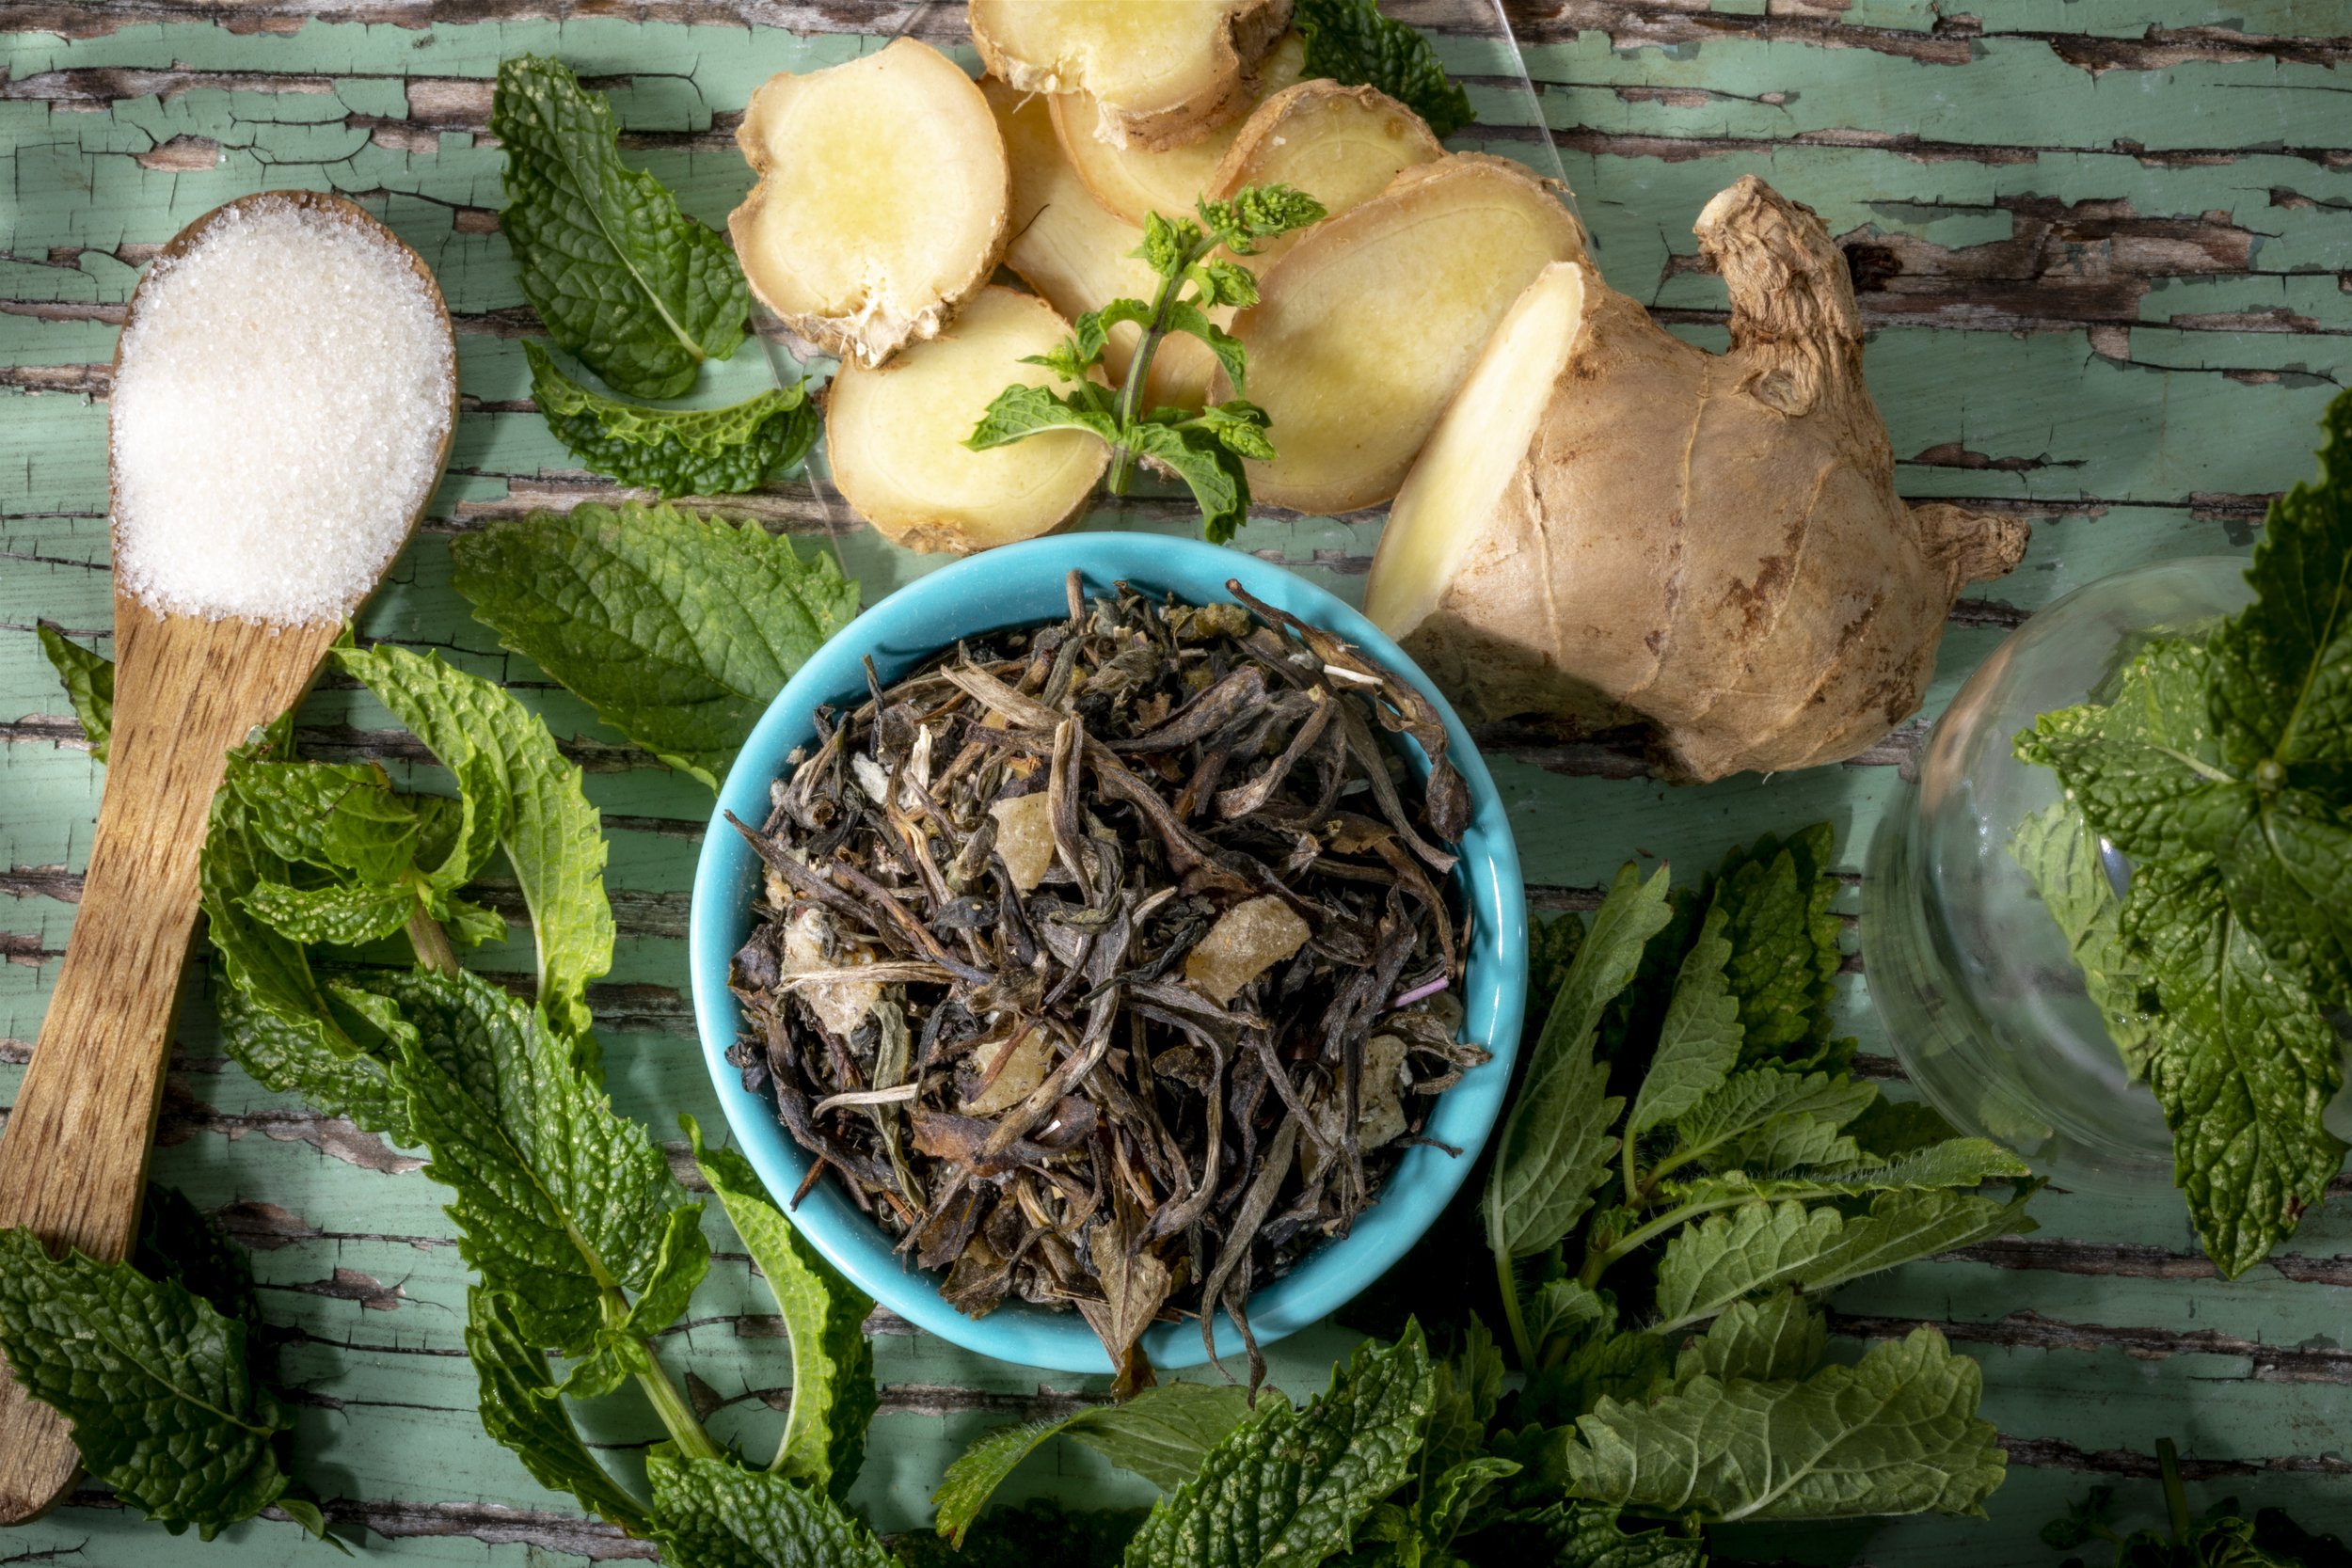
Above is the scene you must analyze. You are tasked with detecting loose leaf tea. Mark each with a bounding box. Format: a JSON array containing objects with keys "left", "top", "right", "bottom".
[{"left": 726, "top": 575, "right": 1486, "bottom": 1393}]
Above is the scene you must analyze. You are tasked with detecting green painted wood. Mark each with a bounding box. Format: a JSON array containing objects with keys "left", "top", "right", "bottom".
[{"left": 4, "top": 2, "right": 2350, "bottom": 1560}]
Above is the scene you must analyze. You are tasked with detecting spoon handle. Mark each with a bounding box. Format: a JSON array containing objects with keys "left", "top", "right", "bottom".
[{"left": 0, "top": 601, "right": 337, "bottom": 1524}]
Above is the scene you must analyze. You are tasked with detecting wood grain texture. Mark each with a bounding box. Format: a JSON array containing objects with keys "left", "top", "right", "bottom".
[
  {"left": 1, "top": 0, "right": 2349, "bottom": 1560},
  {"left": 0, "top": 600, "right": 342, "bottom": 1524}
]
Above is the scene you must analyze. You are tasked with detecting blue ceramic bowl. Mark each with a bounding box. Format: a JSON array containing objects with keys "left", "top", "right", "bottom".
[{"left": 691, "top": 535, "right": 1527, "bottom": 1373}]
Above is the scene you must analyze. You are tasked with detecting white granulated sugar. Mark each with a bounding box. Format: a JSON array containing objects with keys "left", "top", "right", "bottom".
[{"left": 110, "top": 197, "right": 454, "bottom": 626}]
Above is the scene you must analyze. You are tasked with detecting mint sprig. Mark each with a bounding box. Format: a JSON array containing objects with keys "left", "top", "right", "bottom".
[
  {"left": 967, "top": 186, "right": 1326, "bottom": 544},
  {"left": 2015, "top": 388, "right": 2352, "bottom": 1275}
]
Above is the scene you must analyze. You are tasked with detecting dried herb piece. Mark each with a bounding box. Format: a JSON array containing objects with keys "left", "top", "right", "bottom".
[{"left": 727, "top": 576, "right": 1485, "bottom": 1392}]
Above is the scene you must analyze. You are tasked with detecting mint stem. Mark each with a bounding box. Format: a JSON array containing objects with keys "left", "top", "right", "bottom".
[
  {"left": 1493, "top": 1244, "right": 1537, "bottom": 1370},
  {"left": 405, "top": 898, "right": 461, "bottom": 977},
  {"left": 2157, "top": 1437, "right": 2191, "bottom": 1541},
  {"left": 636, "top": 1343, "right": 722, "bottom": 1465},
  {"left": 1106, "top": 242, "right": 1212, "bottom": 493}
]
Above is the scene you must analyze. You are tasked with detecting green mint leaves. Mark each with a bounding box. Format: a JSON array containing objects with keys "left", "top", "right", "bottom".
[
  {"left": 967, "top": 186, "right": 1326, "bottom": 545},
  {"left": 2015, "top": 388, "right": 2352, "bottom": 1275},
  {"left": 525, "top": 343, "right": 817, "bottom": 498},
  {"left": 492, "top": 55, "right": 747, "bottom": 400},
  {"left": 0, "top": 1216, "right": 321, "bottom": 1544},
  {"left": 932, "top": 1383, "right": 1254, "bottom": 1547},
  {"left": 449, "top": 502, "right": 860, "bottom": 790},
  {"left": 1295, "top": 0, "right": 1477, "bottom": 139},
  {"left": 1563, "top": 1323, "right": 2006, "bottom": 1522},
  {"left": 1120, "top": 1327, "right": 1433, "bottom": 1568},
  {"left": 687, "top": 1117, "right": 877, "bottom": 1497},
  {"left": 37, "top": 621, "right": 111, "bottom": 760}
]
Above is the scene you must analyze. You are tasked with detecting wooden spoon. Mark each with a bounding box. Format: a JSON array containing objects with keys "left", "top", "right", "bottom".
[{"left": 0, "top": 190, "right": 457, "bottom": 1523}]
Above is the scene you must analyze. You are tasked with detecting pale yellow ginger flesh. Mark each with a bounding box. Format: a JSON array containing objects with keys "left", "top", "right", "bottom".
[
  {"left": 1184, "top": 894, "right": 1311, "bottom": 1005},
  {"left": 1050, "top": 33, "right": 1307, "bottom": 225},
  {"left": 959, "top": 1027, "right": 1053, "bottom": 1116},
  {"left": 987, "top": 790, "right": 1058, "bottom": 894},
  {"left": 826, "top": 287, "right": 1109, "bottom": 555},
  {"left": 1205, "top": 81, "right": 1444, "bottom": 264},
  {"left": 730, "top": 40, "right": 1009, "bottom": 367},
  {"left": 982, "top": 80, "right": 1222, "bottom": 410},
  {"left": 1363, "top": 179, "right": 2030, "bottom": 782},
  {"left": 971, "top": 0, "right": 1295, "bottom": 150},
  {"left": 1220, "top": 154, "right": 1585, "bottom": 515}
]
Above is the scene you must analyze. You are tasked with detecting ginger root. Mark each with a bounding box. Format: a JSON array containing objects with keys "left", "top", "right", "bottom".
[
  {"left": 1363, "top": 177, "right": 2027, "bottom": 782},
  {"left": 730, "top": 40, "right": 1008, "bottom": 368},
  {"left": 970, "top": 0, "right": 1294, "bottom": 150}
]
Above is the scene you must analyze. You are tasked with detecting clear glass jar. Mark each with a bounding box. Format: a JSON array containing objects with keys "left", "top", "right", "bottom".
[{"left": 1861, "top": 557, "right": 2257, "bottom": 1196}]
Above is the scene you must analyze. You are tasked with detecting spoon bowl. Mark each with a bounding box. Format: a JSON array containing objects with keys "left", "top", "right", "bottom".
[{"left": 0, "top": 190, "right": 456, "bottom": 1523}]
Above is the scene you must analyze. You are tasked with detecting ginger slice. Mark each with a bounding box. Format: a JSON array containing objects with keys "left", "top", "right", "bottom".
[
  {"left": 730, "top": 40, "right": 1008, "bottom": 367},
  {"left": 971, "top": 0, "right": 1294, "bottom": 151},
  {"left": 983, "top": 79, "right": 1223, "bottom": 411},
  {"left": 1204, "top": 80, "right": 1444, "bottom": 265},
  {"left": 826, "top": 286, "right": 1108, "bottom": 555},
  {"left": 1219, "top": 154, "right": 1585, "bottom": 515},
  {"left": 1364, "top": 180, "right": 2027, "bottom": 782},
  {"left": 1048, "top": 33, "right": 1307, "bottom": 226}
]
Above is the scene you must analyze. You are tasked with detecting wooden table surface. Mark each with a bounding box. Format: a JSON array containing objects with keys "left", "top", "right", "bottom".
[{"left": 4, "top": 1, "right": 2350, "bottom": 1562}]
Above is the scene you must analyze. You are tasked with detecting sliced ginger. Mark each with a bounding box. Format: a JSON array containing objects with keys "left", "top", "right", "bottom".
[
  {"left": 731, "top": 40, "right": 1008, "bottom": 367},
  {"left": 1221, "top": 153, "right": 1584, "bottom": 515},
  {"left": 983, "top": 79, "right": 1224, "bottom": 411},
  {"left": 1205, "top": 81, "right": 1444, "bottom": 264},
  {"left": 971, "top": 0, "right": 1294, "bottom": 150},
  {"left": 1049, "top": 33, "right": 1307, "bottom": 226},
  {"left": 1364, "top": 180, "right": 2027, "bottom": 781},
  {"left": 826, "top": 287, "right": 1108, "bottom": 555}
]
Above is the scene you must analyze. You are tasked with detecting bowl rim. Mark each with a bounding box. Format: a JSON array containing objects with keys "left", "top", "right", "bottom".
[{"left": 690, "top": 534, "right": 1527, "bottom": 1374}]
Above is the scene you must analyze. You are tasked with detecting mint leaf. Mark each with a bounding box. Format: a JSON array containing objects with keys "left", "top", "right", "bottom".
[
  {"left": 202, "top": 758, "right": 409, "bottom": 1138},
  {"left": 37, "top": 621, "right": 111, "bottom": 761},
  {"left": 467, "top": 1287, "right": 651, "bottom": 1531},
  {"left": 1197, "top": 185, "right": 1328, "bottom": 254},
  {"left": 934, "top": 1383, "right": 1254, "bottom": 1547},
  {"left": 2207, "top": 390, "right": 2352, "bottom": 788},
  {"left": 1486, "top": 864, "right": 1672, "bottom": 1261},
  {"left": 647, "top": 1449, "right": 896, "bottom": 1568},
  {"left": 1294, "top": 0, "right": 1475, "bottom": 138},
  {"left": 337, "top": 644, "right": 613, "bottom": 1045},
  {"left": 376, "top": 968, "right": 697, "bottom": 1355},
  {"left": 1661, "top": 1138, "right": 2032, "bottom": 1207},
  {"left": 1652, "top": 1187, "right": 2034, "bottom": 1334},
  {"left": 1670, "top": 1070, "right": 1875, "bottom": 1175},
  {"left": 244, "top": 879, "right": 417, "bottom": 947},
  {"left": 450, "top": 501, "right": 859, "bottom": 791},
  {"left": 135, "top": 1187, "right": 262, "bottom": 1332},
  {"left": 686, "top": 1117, "right": 876, "bottom": 1497},
  {"left": 1163, "top": 300, "right": 1248, "bottom": 391},
  {"left": 1563, "top": 1326, "right": 2005, "bottom": 1521},
  {"left": 1526, "top": 913, "right": 1585, "bottom": 1030},
  {"left": 1626, "top": 903, "right": 1742, "bottom": 1138},
  {"left": 1674, "top": 1290, "right": 1824, "bottom": 1386},
  {"left": 557, "top": 1205, "right": 711, "bottom": 1399},
  {"left": 524, "top": 342, "right": 816, "bottom": 499},
  {"left": 967, "top": 382, "right": 1123, "bottom": 451},
  {"left": 2011, "top": 801, "right": 2155, "bottom": 1077},
  {"left": 492, "top": 56, "right": 746, "bottom": 400},
  {"left": 2126, "top": 855, "right": 2346, "bottom": 1277},
  {"left": 1504, "top": 1504, "right": 1705, "bottom": 1568},
  {"left": 1122, "top": 1325, "right": 1434, "bottom": 1568},
  {"left": 1707, "top": 824, "right": 1851, "bottom": 1072},
  {"left": 2019, "top": 640, "right": 2233, "bottom": 863},
  {"left": 226, "top": 758, "right": 427, "bottom": 887},
  {"left": 1126, "top": 420, "right": 1250, "bottom": 544},
  {"left": 0, "top": 1229, "right": 297, "bottom": 1540}
]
